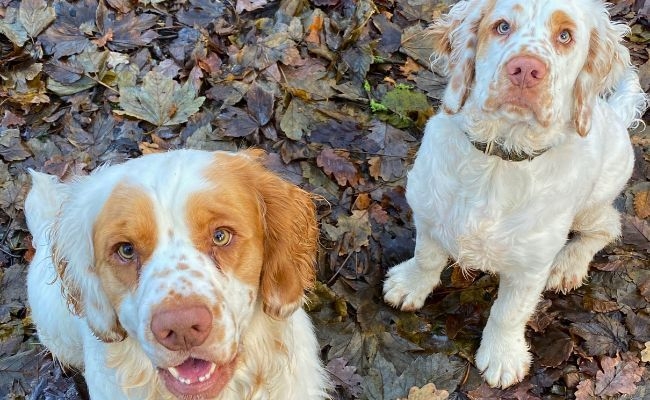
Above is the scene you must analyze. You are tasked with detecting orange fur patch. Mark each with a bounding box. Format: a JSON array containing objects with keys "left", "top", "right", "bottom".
[
  {"left": 93, "top": 183, "right": 158, "bottom": 308},
  {"left": 549, "top": 10, "right": 576, "bottom": 54}
]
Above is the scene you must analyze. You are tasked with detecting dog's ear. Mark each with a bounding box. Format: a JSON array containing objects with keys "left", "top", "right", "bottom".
[
  {"left": 249, "top": 152, "right": 318, "bottom": 320},
  {"left": 37, "top": 173, "right": 127, "bottom": 343},
  {"left": 429, "top": 1, "right": 482, "bottom": 114},
  {"left": 573, "top": 13, "right": 630, "bottom": 136}
]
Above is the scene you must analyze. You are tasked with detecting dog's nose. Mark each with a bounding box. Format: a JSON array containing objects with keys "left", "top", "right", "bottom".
[
  {"left": 151, "top": 305, "right": 212, "bottom": 351},
  {"left": 506, "top": 56, "right": 547, "bottom": 88}
]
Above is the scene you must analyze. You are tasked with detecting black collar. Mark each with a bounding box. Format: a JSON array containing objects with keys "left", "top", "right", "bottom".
[{"left": 467, "top": 135, "right": 549, "bottom": 162}]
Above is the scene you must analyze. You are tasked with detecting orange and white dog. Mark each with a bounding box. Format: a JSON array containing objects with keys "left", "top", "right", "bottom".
[
  {"left": 26, "top": 149, "right": 329, "bottom": 399},
  {"left": 383, "top": 0, "right": 647, "bottom": 389}
]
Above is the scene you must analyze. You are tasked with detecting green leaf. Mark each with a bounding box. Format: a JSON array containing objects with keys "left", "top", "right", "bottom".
[
  {"left": 116, "top": 71, "right": 205, "bottom": 127},
  {"left": 19, "top": 0, "right": 55, "bottom": 38}
]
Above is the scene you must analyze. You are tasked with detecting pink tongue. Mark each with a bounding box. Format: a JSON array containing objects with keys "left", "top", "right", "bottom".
[{"left": 175, "top": 358, "right": 212, "bottom": 381}]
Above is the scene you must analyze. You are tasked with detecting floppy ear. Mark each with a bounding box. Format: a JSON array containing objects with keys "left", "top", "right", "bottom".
[
  {"left": 46, "top": 174, "right": 127, "bottom": 342},
  {"left": 429, "top": 0, "right": 483, "bottom": 114},
  {"left": 573, "top": 11, "right": 630, "bottom": 136},
  {"left": 249, "top": 153, "right": 318, "bottom": 320}
]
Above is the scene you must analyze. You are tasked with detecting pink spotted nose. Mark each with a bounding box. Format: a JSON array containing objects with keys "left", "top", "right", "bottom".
[{"left": 506, "top": 56, "right": 547, "bottom": 88}]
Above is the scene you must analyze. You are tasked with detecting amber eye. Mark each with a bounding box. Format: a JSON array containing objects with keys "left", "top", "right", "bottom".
[
  {"left": 558, "top": 30, "right": 572, "bottom": 44},
  {"left": 496, "top": 21, "right": 511, "bottom": 35},
  {"left": 117, "top": 243, "right": 136, "bottom": 261},
  {"left": 212, "top": 229, "right": 232, "bottom": 246}
]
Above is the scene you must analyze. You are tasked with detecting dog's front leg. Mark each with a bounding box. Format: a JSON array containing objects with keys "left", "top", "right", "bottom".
[
  {"left": 475, "top": 271, "right": 546, "bottom": 388},
  {"left": 383, "top": 232, "right": 449, "bottom": 311}
]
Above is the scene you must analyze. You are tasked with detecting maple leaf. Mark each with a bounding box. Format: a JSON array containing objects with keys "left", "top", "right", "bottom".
[
  {"left": 570, "top": 314, "right": 629, "bottom": 356},
  {"left": 95, "top": 2, "right": 159, "bottom": 51},
  {"left": 326, "top": 357, "right": 364, "bottom": 397},
  {"left": 317, "top": 148, "right": 360, "bottom": 187},
  {"left": 116, "top": 71, "right": 205, "bottom": 127},
  {"left": 595, "top": 354, "right": 644, "bottom": 396},
  {"left": 39, "top": 0, "right": 96, "bottom": 58},
  {"left": 322, "top": 210, "right": 371, "bottom": 255},
  {"left": 0, "top": 7, "right": 28, "bottom": 47},
  {"left": 18, "top": 0, "right": 55, "bottom": 37}
]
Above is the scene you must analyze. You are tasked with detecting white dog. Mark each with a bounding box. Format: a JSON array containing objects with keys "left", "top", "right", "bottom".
[
  {"left": 383, "top": 0, "right": 647, "bottom": 388},
  {"left": 26, "top": 149, "right": 329, "bottom": 399}
]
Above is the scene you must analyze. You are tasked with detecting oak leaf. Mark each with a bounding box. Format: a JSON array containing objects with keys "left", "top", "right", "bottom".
[{"left": 634, "top": 190, "right": 650, "bottom": 219}]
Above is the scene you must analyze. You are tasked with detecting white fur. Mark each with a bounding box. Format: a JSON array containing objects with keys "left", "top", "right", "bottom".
[
  {"left": 26, "top": 149, "right": 329, "bottom": 400},
  {"left": 384, "top": 0, "right": 647, "bottom": 389}
]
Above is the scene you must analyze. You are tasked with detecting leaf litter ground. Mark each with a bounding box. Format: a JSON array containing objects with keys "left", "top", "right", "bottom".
[{"left": 0, "top": 0, "right": 650, "bottom": 399}]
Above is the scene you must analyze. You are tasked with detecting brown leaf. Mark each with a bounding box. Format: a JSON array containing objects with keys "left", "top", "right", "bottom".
[
  {"left": 96, "top": 2, "right": 159, "bottom": 51},
  {"left": 246, "top": 82, "right": 274, "bottom": 127},
  {"left": 326, "top": 357, "right": 364, "bottom": 397},
  {"left": 621, "top": 214, "right": 650, "bottom": 252},
  {"left": 317, "top": 148, "right": 360, "bottom": 187},
  {"left": 595, "top": 354, "right": 644, "bottom": 396},
  {"left": 399, "top": 383, "right": 448, "bottom": 400},
  {"left": 570, "top": 314, "right": 629, "bottom": 356},
  {"left": 574, "top": 379, "right": 595, "bottom": 400},
  {"left": 634, "top": 190, "right": 650, "bottom": 219},
  {"left": 368, "top": 203, "right": 389, "bottom": 224},
  {"left": 531, "top": 326, "right": 573, "bottom": 367}
]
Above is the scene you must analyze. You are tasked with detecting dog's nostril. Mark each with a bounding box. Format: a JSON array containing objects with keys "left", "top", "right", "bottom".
[{"left": 151, "top": 305, "right": 213, "bottom": 351}]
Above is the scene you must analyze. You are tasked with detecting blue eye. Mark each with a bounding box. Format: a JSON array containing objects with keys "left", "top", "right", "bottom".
[
  {"left": 496, "top": 21, "right": 511, "bottom": 35},
  {"left": 558, "top": 30, "right": 572, "bottom": 44}
]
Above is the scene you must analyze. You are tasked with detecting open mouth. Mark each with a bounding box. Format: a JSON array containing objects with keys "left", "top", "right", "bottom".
[{"left": 158, "top": 357, "right": 236, "bottom": 398}]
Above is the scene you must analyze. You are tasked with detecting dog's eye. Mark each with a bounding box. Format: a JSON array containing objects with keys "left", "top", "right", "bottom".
[
  {"left": 495, "top": 21, "right": 511, "bottom": 35},
  {"left": 117, "top": 243, "right": 136, "bottom": 260},
  {"left": 212, "top": 229, "right": 232, "bottom": 246},
  {"left": 557, "top": 30, "right": 572, "bottom": 44}
]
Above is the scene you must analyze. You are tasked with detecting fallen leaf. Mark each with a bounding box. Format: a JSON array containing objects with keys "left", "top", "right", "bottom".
[
  {"left": 634, "top": 190, "right": 650, "bottom": 219},
  {"left": 326, "top": 357, "right": 364, "bottom": 398},
  {"left": 116, "top": 71, "right": 205, "bottom": 127},
  {"left": 570, "top": 314, "right": 629, "bottom": 356},
  {"left": 322, "top": 210, "right": 371, "bottom": 255},
  {"left": 641, "top": 342, "right": 650, "bottom": 362},
  {"left": 595, "top": 354, "right": 644, "bottom": 396},
  {"left": 317, "top": 149, "right": 360, "bottom": 187},
  {"left": 236, "top": 0, "right": 268, "bottom": 13},
  {"left": 96, "top": 2, "right": 159, "bottom": 51},
  {"left": 0, "top": 7, "right": 29, "bottom": 47},
  {"left": 19, "top": 0, "right": 56, "bottom": 37},
  {"left": 399, "top": 383, "right": 448, "bottom": 400}
]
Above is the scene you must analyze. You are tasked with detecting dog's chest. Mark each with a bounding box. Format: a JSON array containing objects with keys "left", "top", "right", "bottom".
[{"left": 407, "top": 142, "right": 575, "bottom": 272}]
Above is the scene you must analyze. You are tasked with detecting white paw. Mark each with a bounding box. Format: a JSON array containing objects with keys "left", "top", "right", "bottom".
[
  {"left": 545, "top": 243, "right": 590, "bottom": 293},
  {"left": 475, "top": 327, "right": 531, "bottom": 388},
  {"left": 383, "top": 258, "right": 440, "bottom": 311}
]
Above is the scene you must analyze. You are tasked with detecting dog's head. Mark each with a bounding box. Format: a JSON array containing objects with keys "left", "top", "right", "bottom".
[
  {"left": 430, "top": 0, "right": 631, "bottom": 136},
  {"left": 27, "top": 149, "right": 317, "bottom": 398}
]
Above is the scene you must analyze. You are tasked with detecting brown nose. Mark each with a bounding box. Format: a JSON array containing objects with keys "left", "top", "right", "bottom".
[
  {"left": 506, "top": 56, "right": 547, "bottom": 88},
  {"left": 151, "top": 305, "right": 212, "bottom": 351}
]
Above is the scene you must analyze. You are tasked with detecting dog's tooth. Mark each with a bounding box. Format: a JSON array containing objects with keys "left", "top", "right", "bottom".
[
  {"left": 167, "top": 367, "right": 180, "bottom": 380},
  {"left": 198, "top": 362, "right": 217, "bottom": 383}
]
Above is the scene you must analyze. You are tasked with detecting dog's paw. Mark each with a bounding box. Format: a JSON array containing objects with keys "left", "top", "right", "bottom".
[
  {"left": 383, "top": 258, "right": 440, "bottom": 311},
  {"left": 475, "top": 329, "right": 531, "bottom": 388},
  {"left": 546, "top": 243, "right": 590, "bottom": 293}
]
